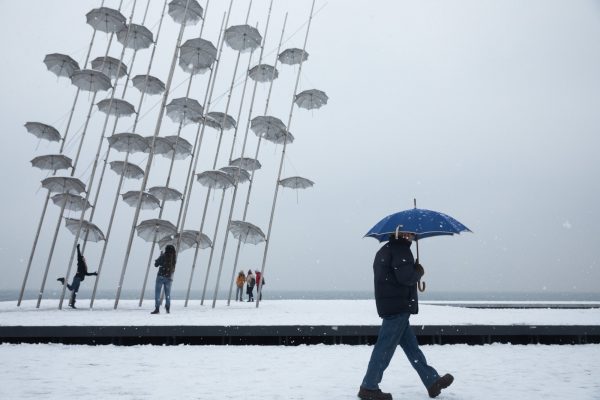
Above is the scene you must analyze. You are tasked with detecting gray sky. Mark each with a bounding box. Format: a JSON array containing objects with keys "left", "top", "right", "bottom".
[{"left": 1, "top": 0, "right": 599, "bottom": 298}]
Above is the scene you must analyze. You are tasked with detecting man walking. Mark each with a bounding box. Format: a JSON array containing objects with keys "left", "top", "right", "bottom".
[{"left": 358, "top": 232, "right": 454, "bottom": 400}]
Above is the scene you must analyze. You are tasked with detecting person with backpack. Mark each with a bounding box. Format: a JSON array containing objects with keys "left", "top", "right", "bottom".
[
  {"left": 57, "top": 243, "right": 97, "bottom": 309},
  {"left": 235, "top": 270, "right": 246, "bottom": 301},
  {"left": 246, "top": 269, "right": 255, "bottom": 302},
  {"left": 151, "top": 244, "right": 176, "bottom": 314}
]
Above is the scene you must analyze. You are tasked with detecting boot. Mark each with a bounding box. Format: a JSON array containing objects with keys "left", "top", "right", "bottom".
[
  {"left": 165, "top": 305, "right": 170, "bottom": 314},
  {"left": 427, "top": 374, "right": 454, "bottom": 398},
  {"left": 357, "top": 387, "right": 392, "bottom": 400},
  {"left": 68, "top": 292, "right": 76, "bottom": 309},
  {"left": 150, "top": 307, "right": 160, "bottom": 314}
]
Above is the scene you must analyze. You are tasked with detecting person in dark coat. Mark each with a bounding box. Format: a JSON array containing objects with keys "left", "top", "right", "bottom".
[
  {"left": 56, "top": 243, "right": 97, "bottom": 309},
  {"left": 246, "top": 270, "right": 255, "bottom": 302},
  {"left": 358, "top": 232, "right": 454, "bottom": 400},
  {"left": 151, "top": 244, "right": 176, "bottom": 314}
]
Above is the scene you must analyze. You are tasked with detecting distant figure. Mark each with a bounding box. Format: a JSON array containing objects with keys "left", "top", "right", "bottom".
[
  {"left": 151, "top": 244, "right": 177, "bottom": 314},
  {"left": 255, "top": 270, "right": 265, "bottom": 301},
  {"left": 358, "top": 232, "right": 454, "bottom": 400},
  {"left": 235, "top": 271, "right": 246, "bottom": 302},
  {"left": 57, "top": 243, "right": 97, "bottom": 309},
  {"left": 246, "top": 269, "right": 255, "bottom": 302}
]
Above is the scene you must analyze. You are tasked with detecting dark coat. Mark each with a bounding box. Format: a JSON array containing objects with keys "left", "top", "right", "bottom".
[
  {"left": 372, "top": 237, "right": 424, "bottom": 317},
  {"left": 154, "top": 251, "right": 176, "bottom": 279},
  {"left": 76, "top": 245, "right": 89, "bottom": 281}
]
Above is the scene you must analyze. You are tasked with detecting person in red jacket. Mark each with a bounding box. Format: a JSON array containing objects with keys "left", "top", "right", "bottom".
[{"left": 255, "top": 270, "right": 265, "bottom": 301}]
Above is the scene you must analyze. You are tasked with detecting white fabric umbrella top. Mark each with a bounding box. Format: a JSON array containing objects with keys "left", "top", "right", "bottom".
[
  {"left": 70, "top": 69, "right": 112, "bottom": 93},
  {"left": 64, "top": 218, "right": 106, "bottom": 242},
  {"left": 278, "top": 48, "right": 308, "bottom": 65},
  {"left": 228, "top": 220, "right": 266, "bottom": 245},
  {"left": 31, "top": 155, "right": 72, "bottom": 171},
  {"left": 196, "top": 170, "right": 235, "bottom": 189},
  {"left": 248, "top": 64, "right": 279, "bottom": 83},
  {"left": 51, "top": 193, "right": 92, "bottom": 212},
  {"left": 121, "top": 190, "right": 161, "bottom": 210},
  {"left": 108, "top": 133, "right": 148, "bottom": 154},
  {"left": 229, "top": 157, "right": 261, "bottom": 171},
  {"left": 41, "top": 177, "right": 86, "bottom": 194},
  {"left": 86, "top": 7, "right": 126, "bottom": 33},
  {"left": 117, "top": 23, "right": 153, "bottom": 50},
  {"left": 294, "top": 89, "right": 329, "bottom": 110},
  {"left": 24, "top": 122, "right": 61, "bottom": 143},
  {"left": 91, "top": 56, "right": 128, "bottom": 80},
  {"left": 148, "top": 186, "right": 182, "bottom": 202},
  {"left": 97, "top": 99, "right": 136, "bottom": 117},
  {"left": 279, "top": 176, "right": 315, "bottom": 189},
  {"left": 132, "top": 75, "right": 165, "bottom": 95},
  {"left": 224, "top": 25, "right": 262, "bottom": 52},
  {"left": 179, "top": 38, "right": 217, "bottom": 74},
  {"left": 109, "top": 161, "right": 144, "bottom": 180},
  {"left": 136, "top": 218, "right": 177, "bottom": 242},
  {"left": 159, "top": 230, "right": 212, "bottom": 252},
  {"left": 168, "top": 0, "right": 204, "bottom": 25},
  {"left": 43, "top": 53, "right": 80, "bottom": 79}
]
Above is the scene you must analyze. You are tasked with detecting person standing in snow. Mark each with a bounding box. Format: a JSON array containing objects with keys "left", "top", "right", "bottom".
[
  {"left": 57, "top": 243, "right": 97, "bottom": 309},
  {"left": 246, "top": 269, "right": 255, "bottom": 302},
  {"left": 151, "top": 244, "right": 176, "bottom": 314},
  {"left": 255, "top": 270, "right": 265, "bottom": 301},
  {"left": 358, "top": 232, "right": 454, "bottom": 400},
  {"left": 235, "top": 270, "right": 246, "bottom": 301}
]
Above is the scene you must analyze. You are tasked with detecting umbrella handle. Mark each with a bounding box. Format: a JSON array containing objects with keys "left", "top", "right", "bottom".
[{"left": 418, "top": 280, "right": 426, "bottom": 292}]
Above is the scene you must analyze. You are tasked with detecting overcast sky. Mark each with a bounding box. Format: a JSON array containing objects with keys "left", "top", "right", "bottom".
[{"left": 1, "top": 0, "right": 599, "bottom": 300}]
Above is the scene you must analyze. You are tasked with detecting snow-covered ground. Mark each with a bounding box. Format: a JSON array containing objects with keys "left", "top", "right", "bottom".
[
  {"left": 3, "top": 299, "right": 600, "bottom": 326},
  {"left": 0, "top": 343, "right": 598, "bottom": 399}
]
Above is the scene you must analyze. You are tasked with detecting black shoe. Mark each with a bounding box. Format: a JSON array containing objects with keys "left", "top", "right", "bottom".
[
  {"left": 427, "top": 374, "right": 454, "bottom": 398},
  {"left": 357, "top": 387, "right": 392, "bottom": 400},
  {"left": 166, "top": 306, "right": 170, "bottom": 314},
  {"left": 68, "top": 303, "right": 76, "bottom": 309},
  {"left": 57, "top": 277, "right": 65, "bottom": 285},
  {"left": 150, "top": 308, "right": 159, "bottom": 314}
]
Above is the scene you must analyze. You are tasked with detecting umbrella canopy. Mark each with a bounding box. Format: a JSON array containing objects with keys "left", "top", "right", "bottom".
[
  {"left": 166, "top": 97, "right": 203, "bottom": 125},
  {"left": 136, "top": 218, "right": 177, "bottom": 242},
  {"left": 228, "top": 220, "right": 266, "bottom": 245},
  {"left": 108, "top": 132, "right": 148, "bottom": 154},
  {"left": 248, "top": 64, "right": 278, "bottom": 83},
  {"left": 251, "top": 115, "right": 286, "bottom": 139},
  {"left": 148, "top": 186, "right": 182, "bottom": 202},
  {"left": 91, "top": 56, "right": 128, "bottom": 80},
  {"left": 229, "top": 156, "right": 261, "bottom": 171},
  {"left": 86, "top": 7, "right": 126, "bottom": 33},
  {"left": 196, "top": 170, "right": 235, "bottom": 189},
  {"left": 109, "top": 160, "right": 144, "bottom": 179},
  {"left": 65, "top": 218, "right": 106, "bottom": 242},
  {"left": 279, "top": 176, "right": 314, "bottom": 189},
  {"left": 165, "top": 135, "right": 192, "bottom": 159},
  {"left": 365, "top": 208, "right": 472, "bottom": 242},
  {"left": 51, "top": 193, "right": 92, "bottom": 212},
  {"left": 295, "top": 89, "right": 329, "bottom": 110},
  {"left": 219, "top": 166, "right": 250, "bottom": 184},
  {"left": 24, "top": 122, "right": 61, "bottom": 143},
  {"left": 121, "top": 190, "right": 161, "bottom": 210},
  {"left": 41, "top": 177, "right": 86, "bottom": 194},
  {"left": 97, "top": 98, "right": 136, "bottom": 117},
  {"left": 70, "top": 69, "right": 112, "bottom": 92},
  {"left": 159, "top": 230, "right": 212, "bottom": 252},
  {"left": 117, "top": 23, "right": 153, "bottom": 50},
  {"left": 179, "top": 38, "right": 217, "bottom": 74},
  {"left": 224, "top": 25, "right": 262, "bottom": 52},
  {"left": 168, "top": 0, "right": 203, "bottom": 25},
  {"left": 260, "top": 128, "right": 294, "bottom": 145},
  {"left": 278, "top": 48, "right": 308, "bottom": 65},
  {"left": 204, "top": 111, "right": 236, "bottom": 130},
  {"left": 132, "top": 74, "right": 165, "bottom": 95},
  {"left": 43, "top": 53, "right": 80, "bottom": 79},
  {"left": 31, "top": 154, "right": 72, "bottom": 171}
]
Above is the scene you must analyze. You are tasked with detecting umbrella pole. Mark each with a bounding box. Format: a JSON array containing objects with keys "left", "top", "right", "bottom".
[
  {"left": 114, "top": 0, "right": 193, "bottom": 310},
  {"left": 413, "top": 198, "right": 426, "bottom": 292},
  {"left": 256, "top": 0, "right": 316, "bottom": 309},
  {"left": 59, "top": 2, "right": 139, "bottom": 310},
  {"left": 200, "top": 189, "right": 226, "bottom": 306},
  {"left": 36, "top": 199, "right": 67, "bottom": 308}
]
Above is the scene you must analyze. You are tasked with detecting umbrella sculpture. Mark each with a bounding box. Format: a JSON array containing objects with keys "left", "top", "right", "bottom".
[
  {"left": 166, "top": 97, "right": 204, "bottom": 125},
  {"left": 86, "top": 7, "right": 127, "bottom": 33},
  {"left": 91, "top": 56, "right": 128, "bottom": 80},
  {"left": 229, "top": 156, "right": 261, "bottom": 171},
  {"left": 248, "top": 64, "right": 279, "bottom": 83},
  {"left": 278, "top": 48, "right": 308, "bottom": 65},
  {"left": 43, "top": 53, "right": 80, "bottom": 79},
  {"left": 70, "top": 69, "right": 112, "bottom": 93},
  {"left": 41, "top": 176, "right": 86, "bottom": 195},
  {"left": 108, "top": 132, "right": 148, "bottom": 153},
  {"left": 280, "top": 176, "right": 314, "bottom": 203},
  {"left": 295, "top": 89, "right": 329, "bottom": 110},
  {"left": 250, "top": 115, "right": 287, "bottom": 143},
  {"left": 117, "top": 23, "right": 154, "bottom": 50},
  {"left": 31, "top": 155, "right": 72, "bottom": 172},
  {"left": 51, "top": 193, "right": 92, "bottom": 212},
  {"left": 145, "top": 136, "right": 190, "bottom": 160},
  {"left": 365, "top": 203, "right": 471, "bottom": 291},
  {"left": 228, "top": 220, "right": 266, "bottom": 245},
  {"left": 132, "top": 74, "right": 165, "bottom": 95},
  {"left": 168, "top": 0, "right": 204, "bottom": 25},
  {"left": 224, "top": 25, "right": 262, "bottom": 53},
  {"left": 97, "top": 98, "right": 136, "bottom": 117},
  {"left": 109, "top": 160, "right": 144, "bottom": 179},
  {"left": 196, "top": 170, "right": 235, "bottom": 189},
  {"left": 220, "top": 166, "right": 251, "bottom": 184},
  {"left": 148, "top": 186, "right": 183, "bottom": 202},
  {"left": 24, "top": 122, "right": 61, "bottom": 143},
  {"left": 164, "top": 135, "right": 193, "bottom": 159},
  {"left": 178, "top": 38, "right": 218, "bottom": 74},
  {"left": 159, "top": 230, "right": 212, "bottom": 252},
  {"left": 204, "top": 112, "right": 236, "bottom": 130},
  {"left": 122, "top": 191, "right": 161, "bottom": 210},
  {"left": 64, "top": 218, "right": 106, "bottom": 242},
  {"left": 136, "top": 219, "right": 178, "bottom": 242}
]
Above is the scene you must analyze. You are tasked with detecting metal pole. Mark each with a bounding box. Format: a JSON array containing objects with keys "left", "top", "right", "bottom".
[
  {"left": 114, "top": 0, "right": 194, "bottom": 309},
  {"left": 256, "top": 0, "right": 316, "bottom": 309}
]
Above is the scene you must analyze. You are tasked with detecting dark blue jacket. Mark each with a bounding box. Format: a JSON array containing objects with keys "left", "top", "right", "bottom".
[{"left": 373, "top": 237, "right": 423, "bottom": 317}]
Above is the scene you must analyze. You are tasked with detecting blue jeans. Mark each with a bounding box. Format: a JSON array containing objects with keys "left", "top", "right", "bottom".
[
  {"left": 68, "top": 275, "right": 82, "bottom": 293},
  {"left": 155, "top": 275, "right": 172, "bottom": 310},
  {"left": 362, "top": 313, "right": 439, "bottom": 390}
]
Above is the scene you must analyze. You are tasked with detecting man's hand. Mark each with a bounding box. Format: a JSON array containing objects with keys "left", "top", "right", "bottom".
[{"left": 415, "top": 260, "right": 425, "bottom": 276}]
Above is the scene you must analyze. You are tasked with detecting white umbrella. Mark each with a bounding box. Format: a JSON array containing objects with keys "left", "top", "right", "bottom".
[
  {"left": 24, "top": 122, "right": 61, "bottom": 143},
  {"left": 31, "top": 155, "right": 72, "bottom": 171},
  {"left": 121, "top": 191, "right": 161, "bottom": 210},
  {"left": 136, "top": 219, "right": 177, "bottom": 242},
  {"left": 228, "top": 220, "right": 266, "bottom": 245},
  {"left": 65, "top": 218, "right": 106, "bottom": 242}
]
